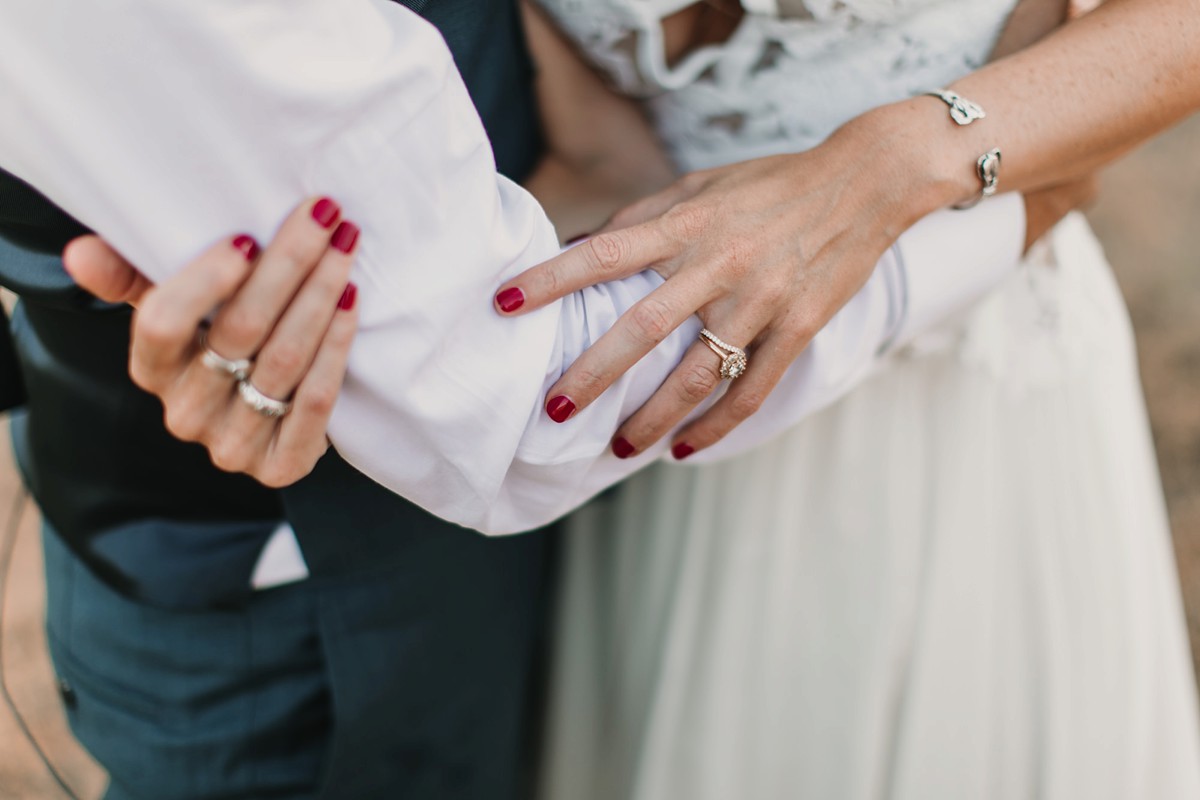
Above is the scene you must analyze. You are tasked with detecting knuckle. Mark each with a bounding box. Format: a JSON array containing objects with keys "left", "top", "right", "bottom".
[
  {"left": 134, "top": 302, "right": 185, "bottom": 351},
  {"left": 783, "top": 311, "right": 820, "bottom": 346},
  {"left": 676, "top": 362, "right": 719, "bottom": 404},
  {"left": 209, "top": 436, "right": 250, "bottom": 474},
  {"left": 729, "top": 389, "right": 767, "bottom": 420},
  {"left": 629, "top": 297, "right": 675, "bottom": 345},
  {"left": 163, "top": 404, "right": 203, "bottom": 443},
  {"left": 276, "top": 237, "right": 322, "bottom": 278},
  {"left": 586, "top": 232, "right": 630, "bottom": 276},
  {"left": 537, "top": 263, "right": 564, "bottom": 299},
  {"left": 128, "top": 355, "right": 159, "bottom": 393},
  {"left": 213, "top": 254, "right": 252, "bottom": 295},
  {"left": 216, "top": 308, "right": 267, "bottom": 351},
  {"left": 257, "top": 462, "right": 307, "bottom": 489},
  {"left": 298, "top": 386, "right": 338, "bottom": 420},
  {"left": 665, "top": 203, "right": 712, "bottom": 241},
  {"left": 571, "top": 367, "right": 607, "bottom": 399},
  {"left": 258, "top": 339, "right": 307, "bottom": 380}
]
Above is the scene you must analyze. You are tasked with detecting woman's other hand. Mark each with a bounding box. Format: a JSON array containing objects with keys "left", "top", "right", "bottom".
[
  {"left": 63, "top": 197, "right": 360, "bottom": 487},
  {"left": 1023, "top": 174, "right": 1099, "bottom": 252}
]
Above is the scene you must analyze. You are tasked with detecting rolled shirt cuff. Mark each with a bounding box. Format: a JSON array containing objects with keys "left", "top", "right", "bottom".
[{"left": 890, "top": 191, "right": 1027, "bottom": 349}]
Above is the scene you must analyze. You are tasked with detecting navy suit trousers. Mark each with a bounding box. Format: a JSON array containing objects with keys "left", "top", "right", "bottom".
[{"left": 43, "top": 522, "right": 554, "bottom": 799}]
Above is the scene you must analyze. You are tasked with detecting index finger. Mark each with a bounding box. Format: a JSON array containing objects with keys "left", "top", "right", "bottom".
[
  {"left": 541, "top": 272, "right": 712, "bottom": 423},
  {"left": 493, "top": 221, "right": 674, "bottom": 316}
]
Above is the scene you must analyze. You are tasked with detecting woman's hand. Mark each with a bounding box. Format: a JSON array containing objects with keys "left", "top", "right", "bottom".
[
  {"left": 63, "top": 197, "right": 360, "bottom": 487},
  {"left": 494, "top": 126, "right": 927, "bottom": 460},
  {"left": 495, "top": 139, "right": 1101, "bottom": 461}
]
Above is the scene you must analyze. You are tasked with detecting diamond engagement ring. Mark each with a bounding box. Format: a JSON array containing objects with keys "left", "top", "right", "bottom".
[
  {"left": 699, "top": 328, "right": 749, "bottom": 380},
  {"left": 198, "top": 329, "right": 252, "bottom": 382},
  {"left": 237, "top": 379, "right": 292, "bottom": 419}
]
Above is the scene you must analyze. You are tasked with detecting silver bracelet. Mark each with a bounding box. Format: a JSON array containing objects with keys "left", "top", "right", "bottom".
[
  {"left": 954, "top": 148, "right": 1003, "bottom": 210},
  {"left": 922, "top": 89, "right": 1000, "bottom": 208},
  {"left": 924, "top": 88, "right": 987, "bottom": 126}
]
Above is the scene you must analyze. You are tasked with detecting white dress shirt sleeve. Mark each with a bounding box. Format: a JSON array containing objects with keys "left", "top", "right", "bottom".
[{"left": 0, "top": 0, "right": 1024, "bottom": 534}]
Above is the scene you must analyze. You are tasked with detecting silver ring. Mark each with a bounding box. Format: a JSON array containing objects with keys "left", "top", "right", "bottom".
[
  {"left": 198, "top": 330, "right": 252, "bottom": 382},
  {"left": 699, "top": 328, "right": 748, "bottom": 380},
  {"left": 237, "top": 379, "right": 292, "bottom": 419}
]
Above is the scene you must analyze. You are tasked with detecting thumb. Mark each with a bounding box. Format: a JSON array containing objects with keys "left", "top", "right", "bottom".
[{"left": 62, "top": 235, "right": 154, "bottom": 307}]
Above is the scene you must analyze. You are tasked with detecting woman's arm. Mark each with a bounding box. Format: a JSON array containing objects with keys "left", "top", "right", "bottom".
[
  {"left": 497, "top": 0, "right": 1199, "bottom": 456},
  {"left": 871, "top": 0, "right": 1199, "bottom": 222}
]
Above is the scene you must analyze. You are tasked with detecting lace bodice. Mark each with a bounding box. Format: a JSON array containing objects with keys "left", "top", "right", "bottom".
[
  {"left": 535, "top": 0, "right": 1114, "bottom": 387},
  {"left": 535, "top": 0, "right": 1020, "bottom": 170}
]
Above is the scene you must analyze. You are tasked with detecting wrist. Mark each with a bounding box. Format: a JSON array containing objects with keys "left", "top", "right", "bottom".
[{"left": 839, "top": 98, "right": 986, "bottom": 227}]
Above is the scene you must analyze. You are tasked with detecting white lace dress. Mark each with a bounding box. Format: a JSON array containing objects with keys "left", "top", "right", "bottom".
[{"left": 533, "top": 1, "right": 1200, "bottom": 798}]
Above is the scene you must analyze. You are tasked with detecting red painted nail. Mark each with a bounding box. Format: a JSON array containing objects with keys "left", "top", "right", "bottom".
[
  {"left": 312, "top": 197, "right": 341, "bottom": 229},
  {"left": 564, "top": 233, "right": 592, "bottom": 246},
  {"left": 496, "top": 287, "right": 525, "bottom": 313},
  {"left": 672, "top": 442, "right": 695, "bottom": 460},
  {"left": 612, "top": 437, "right": 635, "bottom": 459},
  {"left": 331, "top": 221, "right": 360, "bottom": 254},
  {"left": 338, "top": 283, "right": 358, "bottom": 311},
  {"left": 546, "top": 395, "right": 575, "bottom": 423},
  {"left": 231, "top": 234, "right": 260, "bottom": 261}
]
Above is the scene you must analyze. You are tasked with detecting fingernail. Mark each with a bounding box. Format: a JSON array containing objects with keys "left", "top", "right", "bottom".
[
  {"left": 231, "top": 234, "right": 260, "bottom": 261},
  {"left": 564, "top": 233, "right": 592, "bottom": 246},
  {"left": 338, "top": 282, "right": 358, "bottom": 311},
  {"left": 312, "top": 197, "right": 341, "bottom": 229},
  {"left": 612, "top": 437, "right": 636, "bottom": 459},
  {"left": 672, "top": 442, "right": 695, "bottom": 460},
  {"left": 496, "top": 287, "right": 525, "bottom": 313},
  {"left": 331, "top": 220, "right": 360, "bottom": 253},
  {"left": 546, "top": 395, "right": 576, "bottom": 423}
]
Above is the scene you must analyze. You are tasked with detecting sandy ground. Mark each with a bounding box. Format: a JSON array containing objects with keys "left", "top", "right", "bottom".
[{"left": 0, "top": 116, "right": 1198, "bottom": 798}]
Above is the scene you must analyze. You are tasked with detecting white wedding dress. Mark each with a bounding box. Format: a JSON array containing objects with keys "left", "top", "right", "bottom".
[{"left": 533, "top": 1, "right": 1200, "bottom": 798}]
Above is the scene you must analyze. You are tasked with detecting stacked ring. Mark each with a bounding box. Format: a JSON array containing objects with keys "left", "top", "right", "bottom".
[
  {"left": 699, "top": 328, "right": 749, "bottom": 380},
  {"left": 237, "top": 380, "right": 292, "bottom": 419},
  {"left": 198, "top": 330, "right": 252, "bottom": 382}
]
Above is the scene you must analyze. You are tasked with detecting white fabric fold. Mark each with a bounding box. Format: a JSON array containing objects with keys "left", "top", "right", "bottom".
[{"left": 0, "top": 0, "right": 1024, "bottom": 534}]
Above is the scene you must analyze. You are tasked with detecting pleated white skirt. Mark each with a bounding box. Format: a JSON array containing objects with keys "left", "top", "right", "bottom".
[{"left": 538, "top": 214, "right": 1200, "bottom": 800}]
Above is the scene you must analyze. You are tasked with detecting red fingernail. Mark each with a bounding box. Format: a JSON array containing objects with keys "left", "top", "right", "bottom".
[
  {"left": 564, "top": 233, "right": 592, "bottom": 246},
  {"left": 612, "top": 437, "right": 636, "bottom": 459},
  {"left": 546, "top": 395, "right": 575, "bottom": 423},
  {"left": 232, "top": 234, "right": 260, "bottom": 261},
  {"left": 672, "top": 442, "right": 695, "bottom": 460},
  {"left": 496, "top": 287, "right": 525, "bottom": 313},
  {"left": 312, "top": 197, "right": 341, "bottom": 229},
  {"left": 331, "top": 221, "right": 360, "bottom": 253},
  {"left": 338, "top": 282, "right": 358, "bottom": 311}
]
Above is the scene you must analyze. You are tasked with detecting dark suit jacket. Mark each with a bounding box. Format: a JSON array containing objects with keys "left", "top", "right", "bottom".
[{"left": 0, "top": 0, "right": 546, "bottom": 606}]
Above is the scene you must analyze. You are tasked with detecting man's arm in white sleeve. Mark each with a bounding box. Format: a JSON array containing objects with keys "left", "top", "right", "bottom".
[{"left": 0, "top": 0, "right": 1025, "bottom": 534}]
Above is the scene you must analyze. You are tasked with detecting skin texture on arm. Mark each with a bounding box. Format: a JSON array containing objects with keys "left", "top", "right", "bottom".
[{"left": 876, "top": 0, "right": 1200, "bottom": 218}]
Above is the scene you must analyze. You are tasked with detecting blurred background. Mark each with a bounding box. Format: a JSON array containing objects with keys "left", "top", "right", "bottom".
[{"left": 0, "top": 116, "right": 1198, "bottom": 798}]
